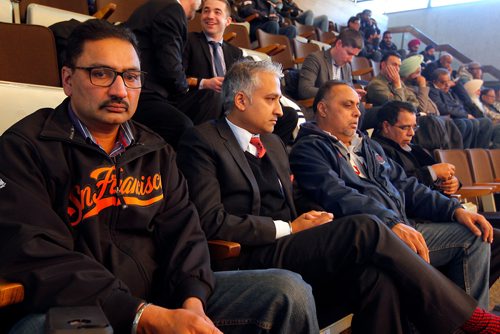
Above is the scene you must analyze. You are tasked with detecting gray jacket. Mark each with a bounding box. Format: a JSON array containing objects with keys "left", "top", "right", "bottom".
[{"left": 298, "top": 50, "right": 353, "bottom": 99}]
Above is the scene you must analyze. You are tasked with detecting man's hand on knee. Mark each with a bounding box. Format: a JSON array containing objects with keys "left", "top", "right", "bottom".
[
  {"left": 391, "top": 223, "right": 430, "bottom": 263},
  {"left": 454, "top": 208, "right": 493, "bottom": 243},
  {"left": 138, "top": 303, "right": 222, "bottom": 334},
  {"left": 290, "top": 211, "right": 333, "bottom": 233}
]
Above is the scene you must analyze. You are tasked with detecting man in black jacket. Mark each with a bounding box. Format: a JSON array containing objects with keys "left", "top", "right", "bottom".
[
  {"left": 0, "top": 19, "right": 320, "bottom": 334},
  {"left": 371, "top": 100, "right": 500, "bottom": 287}
]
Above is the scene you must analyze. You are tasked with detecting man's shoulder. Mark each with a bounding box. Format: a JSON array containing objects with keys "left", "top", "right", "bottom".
[
  {"left": 127, "top": 0, "right": 181, "bottom": 23},
  {"left": 181, "top": 120, "right": 222, "bottom": 146},
  {"left": 366, "top": 74, "right": 388, "bottom": 89},
  {"left": 304, "top": 49, "right": 327, "bottom": 63},
  {"left": 188, "top": 31, "right": 205, "bottom": 42}
]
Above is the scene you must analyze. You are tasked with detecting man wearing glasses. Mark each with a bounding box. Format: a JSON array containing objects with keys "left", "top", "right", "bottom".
[
  {"left": 0, "top": 20, "right": 320, "bottom": 334},
  {"left": 290, "top": 81, "right": 493, "bottom": 309},
  {"left": 371, "top": 100, "right": 460, "bottom": 195}
]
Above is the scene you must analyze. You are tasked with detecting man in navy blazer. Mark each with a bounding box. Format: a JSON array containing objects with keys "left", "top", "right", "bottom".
[{"left": 176, "top": 60, "right": 499, "bottom": 334}]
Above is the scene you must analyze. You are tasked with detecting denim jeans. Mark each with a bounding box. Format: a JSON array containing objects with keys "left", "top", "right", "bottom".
[
  {"left": 415, "top": 222, "right": 490, "bottom": 308},
  {"left": 258, "top": 21, "right": 297, "bottom": 40},
  {"left": 295, "top": 10, "right": 329, "bottom": 32},
  {"left": 9, "top": 269, "right": 319, "bottom": 334}
]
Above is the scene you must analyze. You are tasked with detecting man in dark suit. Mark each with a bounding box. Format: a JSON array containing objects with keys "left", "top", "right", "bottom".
[
  {"left": 182, "top": 0, "right": 242, "bottom": 126},
  {"left": 126, "top": 0, "right": 226, "bottom": 148},
  {"left": 183, "top": 0, "right": 298, "bottom": 143},
  {"left": 176, "top": 60, "right": 500, "bottom": 334}
]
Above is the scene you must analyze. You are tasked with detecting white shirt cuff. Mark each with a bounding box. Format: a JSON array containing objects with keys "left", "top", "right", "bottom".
[
  {"left": 198, "top": 78, "right": 206, "bottom": 90},
  {"left": 428, "top": 166, "right": 438, "bottom": 182},
  {"left": 274, "top": 220, "right": 291, "bottom": 239}
]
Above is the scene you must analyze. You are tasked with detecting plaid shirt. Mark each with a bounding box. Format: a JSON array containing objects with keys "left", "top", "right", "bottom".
[{"left": 67, "top": 104, "right": 134, "bottom": 158}]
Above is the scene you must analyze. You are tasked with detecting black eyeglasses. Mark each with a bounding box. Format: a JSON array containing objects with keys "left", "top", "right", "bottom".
[
  {"left": 394, "top": 124, "right": 419, "bottom": 132},
  {"left": 74, "top": 66, "right": 146, "bottom": 89}
]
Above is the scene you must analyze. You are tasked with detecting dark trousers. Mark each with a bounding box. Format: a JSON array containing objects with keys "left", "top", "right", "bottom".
[
  {"left": 470, "top": 117, "right": 493, "bottom": 148},
  {"left": 134, "top": 93, "right": 193, "bottom": 149},
  {"left": 453, "top": 118, "right": 474, "bottom": 148},
  {"left": 219, "top": 214, "right": 476, "bottom": 334}
]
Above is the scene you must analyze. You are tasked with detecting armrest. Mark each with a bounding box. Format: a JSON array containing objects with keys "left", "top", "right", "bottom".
[
  {"left": 244, "top": 13, "right": 259, "bottom": 22},
  {"left": 255, "top": 44, "right": 286, "bottom": 56},
  {"left": 473, "top": 182, "right": 500, "bottom": 192},
  {"left": 456, "top": 186, "right": 495, "bottom": 198},
  {"left": 223, "top": 32, "right": 237, "bottom": 42},
  {"left": 93, "top": 2, "right": 116, "bottom": 20},
  {"left": 351, "top": 68, "right": 373, "bottom": 76},
  {"left": 0, "top": 280, "right": 24, "bottom": 308},
  {"left": 208, "top": 240, "right": 241, "bottom": 261},
  {"left": 299, "top": 31, "right": 314, "bottom": 39}
]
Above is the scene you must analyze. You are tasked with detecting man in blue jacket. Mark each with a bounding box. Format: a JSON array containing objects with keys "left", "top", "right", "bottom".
[{"left": 290, "top": 80, "right": 493, "bottom": 309}]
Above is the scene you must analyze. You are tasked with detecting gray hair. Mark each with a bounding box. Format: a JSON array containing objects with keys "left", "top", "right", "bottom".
[{"left": 222, "top": 60, "right": 283, "bottom": 114}]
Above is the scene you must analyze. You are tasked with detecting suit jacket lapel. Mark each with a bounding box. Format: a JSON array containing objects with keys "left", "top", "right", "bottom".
[
  {"left": 216, "top": 119, "right": 262, "bottom": 214},
  {"left": 200, "top": 34, "right": 215, "bottom": 77},
  {"left": 325, "top": 50, "right": 334, "bottom": 80}
]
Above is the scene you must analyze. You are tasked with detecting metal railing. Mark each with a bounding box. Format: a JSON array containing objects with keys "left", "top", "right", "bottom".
[{"left": 388, "top": 25, "right": 500, "bottom": 85}]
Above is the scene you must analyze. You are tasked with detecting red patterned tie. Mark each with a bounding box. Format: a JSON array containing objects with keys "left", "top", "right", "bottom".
[{"left": 250, "top": 137, "right": 266, "bottom": 158}]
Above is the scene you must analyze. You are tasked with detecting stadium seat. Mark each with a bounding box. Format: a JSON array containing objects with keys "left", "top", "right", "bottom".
[
  {"left": 434, "top": 149, "right": 497, "bottom": 212},
  {"left": 466, "top": 149, "right": 500, "bottom": 191},
  {"left": 489, "top": 149, "right": 500, "bottom": 181},
  {"left": 351, "top": 56, "right": 374, "bottom": 82},
  {"left": 256, "top": 29, "right": 299, "bottom": 70},
  {"left": 18, "top": 0, "right": 89, "bottom": 23},
  {"left": 0, "top": 0, "right": 13, "bottom": 23},
  {"left": 95, "top": 0, "right": 146, "bottom": 23},
  {"left": 0, "top": 80, "right": 66, "bottom": 134},
  {"left": 293, "top": 38, "right": 320, "bottom": 64},
  {"left": 0, "top": 22, "right": 60, "bottom": 87},
  {"left": 26, "top": 3, "right": 94, "bottom": 26},
  {"left": 294, "top": 20, "right": 318, "bottom": 41}
]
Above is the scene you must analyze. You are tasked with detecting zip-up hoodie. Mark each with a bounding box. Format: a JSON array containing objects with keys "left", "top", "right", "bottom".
[
  {"left": 289, "top": 122, "right": 461, "bottom": 228},
  {"left": 0, "top": 99, "right": 214, "bottom": 332}
]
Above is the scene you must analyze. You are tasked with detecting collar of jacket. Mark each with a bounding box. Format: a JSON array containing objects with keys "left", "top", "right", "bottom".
[{"left": 38, "top": 98, "right": 166, "bottom": 160}]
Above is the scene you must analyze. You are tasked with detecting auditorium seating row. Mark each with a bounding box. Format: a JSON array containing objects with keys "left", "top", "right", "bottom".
[{"left": 435, "top": 149, "right": 500, "bottom": 213}]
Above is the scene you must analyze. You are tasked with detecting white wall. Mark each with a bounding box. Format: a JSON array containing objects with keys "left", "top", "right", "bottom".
[
  {"left": 387, "top": 0, "right": 500, "bottom": 70},
  {"left": 294, "top": 0, "right": 388, "bottom": 32}
]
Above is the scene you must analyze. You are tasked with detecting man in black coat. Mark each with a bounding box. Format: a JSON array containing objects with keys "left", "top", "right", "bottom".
[
  {"left": 126, "top": 0, "right": 228, "bottom": 148},
  {"left": 372, "top": 100, "right": 500, "bottom": 287}
]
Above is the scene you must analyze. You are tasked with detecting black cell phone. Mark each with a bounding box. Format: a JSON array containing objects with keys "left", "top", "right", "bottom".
[{"left": 46, "top": 306, "right": 113, "bottom": 333}]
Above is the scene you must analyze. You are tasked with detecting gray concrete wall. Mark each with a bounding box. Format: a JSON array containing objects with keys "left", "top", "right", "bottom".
[{"left": 387, "top": 0, "right": 500, "bottom": 70}]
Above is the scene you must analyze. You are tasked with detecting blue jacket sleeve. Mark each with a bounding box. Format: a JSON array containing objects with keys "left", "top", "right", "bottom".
[{"left": 290, "top": 137, "right": 403, "bottom": 228}]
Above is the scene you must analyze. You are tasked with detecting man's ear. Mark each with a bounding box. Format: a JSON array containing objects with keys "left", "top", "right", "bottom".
[
  {"left": 382, "top": 120, "right": 390, "bottom": 132},
  {"left": 61, "top": 66, "right": 73, "bottom": 97},
  {"left": 317, "top": 101, "right": 327, "bottom": 117},
  {"left": 234, "top": 91, "right": 247, "bottom": 111}
]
